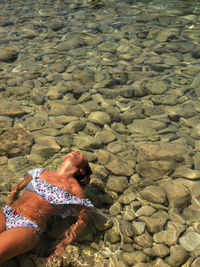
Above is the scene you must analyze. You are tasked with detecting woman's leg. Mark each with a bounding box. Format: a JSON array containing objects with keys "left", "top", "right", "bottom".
[
  {"left": 0, "top": 208, "right": 6, "bottom": 233},
  {"left": 0, "top": 227, "right": 40, "bottom": 263}
]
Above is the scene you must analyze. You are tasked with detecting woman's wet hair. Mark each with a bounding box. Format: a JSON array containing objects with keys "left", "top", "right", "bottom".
[{"left": 75, "top": 161, "right": 92, "bottom": 187}]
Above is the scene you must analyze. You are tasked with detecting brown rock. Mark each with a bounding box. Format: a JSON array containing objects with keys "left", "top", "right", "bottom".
[
  {"left": 97, "top": 149, "right": 115, "bottom": 165},
  {"left": 60, "top": 120, "right": 86, "bottom": 134},
  {"left": 106, "top": 159, "right": 134, "bottom": 176},
  {"left": 160, "top": 180, "right": 191, "bottom": 211},
  {"left": 109, "top": 202, "right": 122, "bottom": 216},
  {"left": 23, "top": 112, "right": 48, "bottom": 131},
  {"left": 108, "top": 225, "right": 121, "bottom": 243},
  {"left": 107, "top": 141, "right": 134, "bottom": 154},
  {"left": 133, "top": 264, "right": 152, "bottom": 267},
  {"left": 140, "top": 185, "right": 167, "bottom": 204},
  {"left": 121, "top": 210, "right": 136, "bottom": 221},
  {"left": 107, "top": 175, "right": 129, "bottom": 193},
  {"left": 172, "top": 167, "right": 200, "bottom": 180},
  {"left": 132, "top": 221, "right": 146, "bottom": 235},
  {"left": 0, "top": 116, "right": 13, "bottom": 130},
  {"left": 152, "top": 243, "right": 170, "bottom": 258},
  {"left": 88, "top": 111, "right": 111, "bottom": 126},
  {"left": 73, "top": 135, "right": 102, "bottom": 150},
  {"left": 153, "top": 221, "right": 185, "bottom": 246},
  {"left": 144, "top": 80, "right": 168, "bottom": 95},
  {"left": 0, "top": 128, "right": 33, "bottom": 157},
  {"left": 136, "top": 142, "right": 192, "bottom": 179},
  {"left": 120, "top": 220, "right": 135, "bottom": 237},
  {"left": 168, "top": 208, "right": 186, "bottom": 224},
  {"left": 179, "top": 231, "right": 200, "bottom": 252},
  {"left": 123, "top": 252, "right": 136, "bottom": 265},
  {"left": 94, "top": 130, "right": 116, "bottom": 144},
  {"left": 153, "top": 258, "right": 170, "bottom": 267},
  {"left": 135, "top": 206, "right": 156, "bottom": 217},
  {"left": 90, "top": 210, "right": 113, "bottom": 231},
  {"left": 118, "top": 150, "right": 137, "bottom": 168},
  {"left": 191, "top": 258, "right": 200, "bottom": 267},
  {"left": 166, "top": 245, "right": 188, "bottom": 267},
  {"left": 0, "top": 100, "right": 27, "bottom": 117},
  {"left": 0, "top": 45, "right": 18, "bottom": 62},
  {"left": 89, "top": 163, "right": 108, "bottom": 181},
  {"left": 137, "top": 160, "right": 175, "bottom": 180},
  {"left": 118, "top": 189, "right": 136, "bottom": 204},
  {"left": 134, "top": 231, "right": 153, "bottom": 248},
  {"left": 140, "top": 211, "right": 169, "bottom": 234}
]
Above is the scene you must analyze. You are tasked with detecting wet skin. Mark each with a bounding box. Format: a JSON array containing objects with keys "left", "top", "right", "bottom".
[{"left": 0, "top": 151, "right": 91, "bottom": 265}]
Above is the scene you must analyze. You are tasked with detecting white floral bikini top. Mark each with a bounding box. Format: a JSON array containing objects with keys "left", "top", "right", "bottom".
[{"left": 25, "top": 168, "right": 93, "bottom": 218}]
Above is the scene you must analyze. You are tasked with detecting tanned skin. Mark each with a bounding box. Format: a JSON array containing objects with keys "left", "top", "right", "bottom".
[{"left": 0, "top": 151, "right": 91, "bottom": 267}]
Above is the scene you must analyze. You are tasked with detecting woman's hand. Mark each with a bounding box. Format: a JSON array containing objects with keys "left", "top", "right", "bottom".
[
  {"left": 45, "top": 252, "right": 63, "bottom": 267},
  {"left": 45, "top": 241, "right": 67, "bottom": 267}
]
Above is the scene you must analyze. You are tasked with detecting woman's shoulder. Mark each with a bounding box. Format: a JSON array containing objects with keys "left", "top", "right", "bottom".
[
  {"left": 67, "top": 177, "right": 85, "bottom": 199},
  {"left": 39, "top": 171, "right": 85, "bottom": 199}
]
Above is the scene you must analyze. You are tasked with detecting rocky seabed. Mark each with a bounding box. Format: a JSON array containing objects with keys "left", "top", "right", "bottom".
[{"left": 1, "top": 0, "right": 200, "bottom": 266}]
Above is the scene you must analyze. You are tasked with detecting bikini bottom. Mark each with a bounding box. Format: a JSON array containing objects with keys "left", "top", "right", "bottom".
[{"left": 2, "top": 205, "right": 41, "bottom": 234}]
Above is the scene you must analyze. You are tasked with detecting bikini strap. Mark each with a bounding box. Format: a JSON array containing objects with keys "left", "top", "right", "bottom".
[{"left": 28, "top": 168, "right": 44, "bottom": 179}]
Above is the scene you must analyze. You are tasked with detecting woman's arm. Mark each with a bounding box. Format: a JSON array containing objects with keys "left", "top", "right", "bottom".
[
  {"left": 46, "top": 206, "right": 90, "bottom": 266},
  {"left": 55, "top": 181, "right": 90, "bottom": 252},
  {"left": 8, "top": 175, "right": 32, "bottom": 205},
  {"left": 46, "top": 179, "right": 91, "bottom": 267},
  {"left": 56, "top": 205, "right": 89, "bottom": 253}
]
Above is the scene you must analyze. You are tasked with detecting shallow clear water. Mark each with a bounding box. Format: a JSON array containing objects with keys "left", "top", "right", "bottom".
[
  {"left": 1, "top": 0, "right": 200, "bottom": 193},
  {"left": 0, "top": 0, "right": 199, "bottom": 79},
  {"left": 1, "top": 1, "right": 200, "bottom": 266}
]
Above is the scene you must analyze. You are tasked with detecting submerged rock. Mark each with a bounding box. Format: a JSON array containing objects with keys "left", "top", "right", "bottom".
[
  {"left": 107, "top": 175, "right": 129, "bottom": 193},
  {"left": 0, "top": 100, "right": 27, "bottom": 117},
  {"left": 106, "top": 158, "right": 134, "bottom": 176},
  {"left": 166, "top": 245, "right": 188, "bottom": 267},
  {"left": 140, "top": 185, "right": 167, "bottom": 204},
  {"left": 153, "top": 221, "right": 185, "bottom": 246},
  {"left": 90, "top": 209, "right": 113, "bottom": 231},
  {"left": 144, "top": 80, "right": 168, "bottom": 95},
  {"left": 0, "top": 128, "right": 33, "bottom": 157},
  {"left": 0, "top": 45, "right": 18, "bottom": 62},
  {"left": 88, "top": 111, "right": 111, "bottom": 126},
  {"left": 160, "top": 180, "right": 191, "bottom": 210},
  {"left": 136, "top": 142, "right": 192, "bottom": 179},
  {"left": 179, "top": 232, "right": 200, "bottom": 252},
  {"left": 151, "top": 243, "right": 170, "bottom": 258}
]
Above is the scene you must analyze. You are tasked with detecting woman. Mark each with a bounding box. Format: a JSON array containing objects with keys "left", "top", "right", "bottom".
[{"left": 0, "top": 150, "right": 93, "bottom": 267}]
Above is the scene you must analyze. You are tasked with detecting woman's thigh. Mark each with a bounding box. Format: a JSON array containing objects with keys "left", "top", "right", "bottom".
[
  {"left": 0, "top": 209, "right": 6, "bottom": 233},
  {"left": 0, "top": 227, "right": 40, "bottom": 262}
]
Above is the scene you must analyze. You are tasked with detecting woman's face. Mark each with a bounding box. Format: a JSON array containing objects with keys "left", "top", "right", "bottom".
[{"left": 64, "top": 150, "right": 87, "bottom": 170}]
